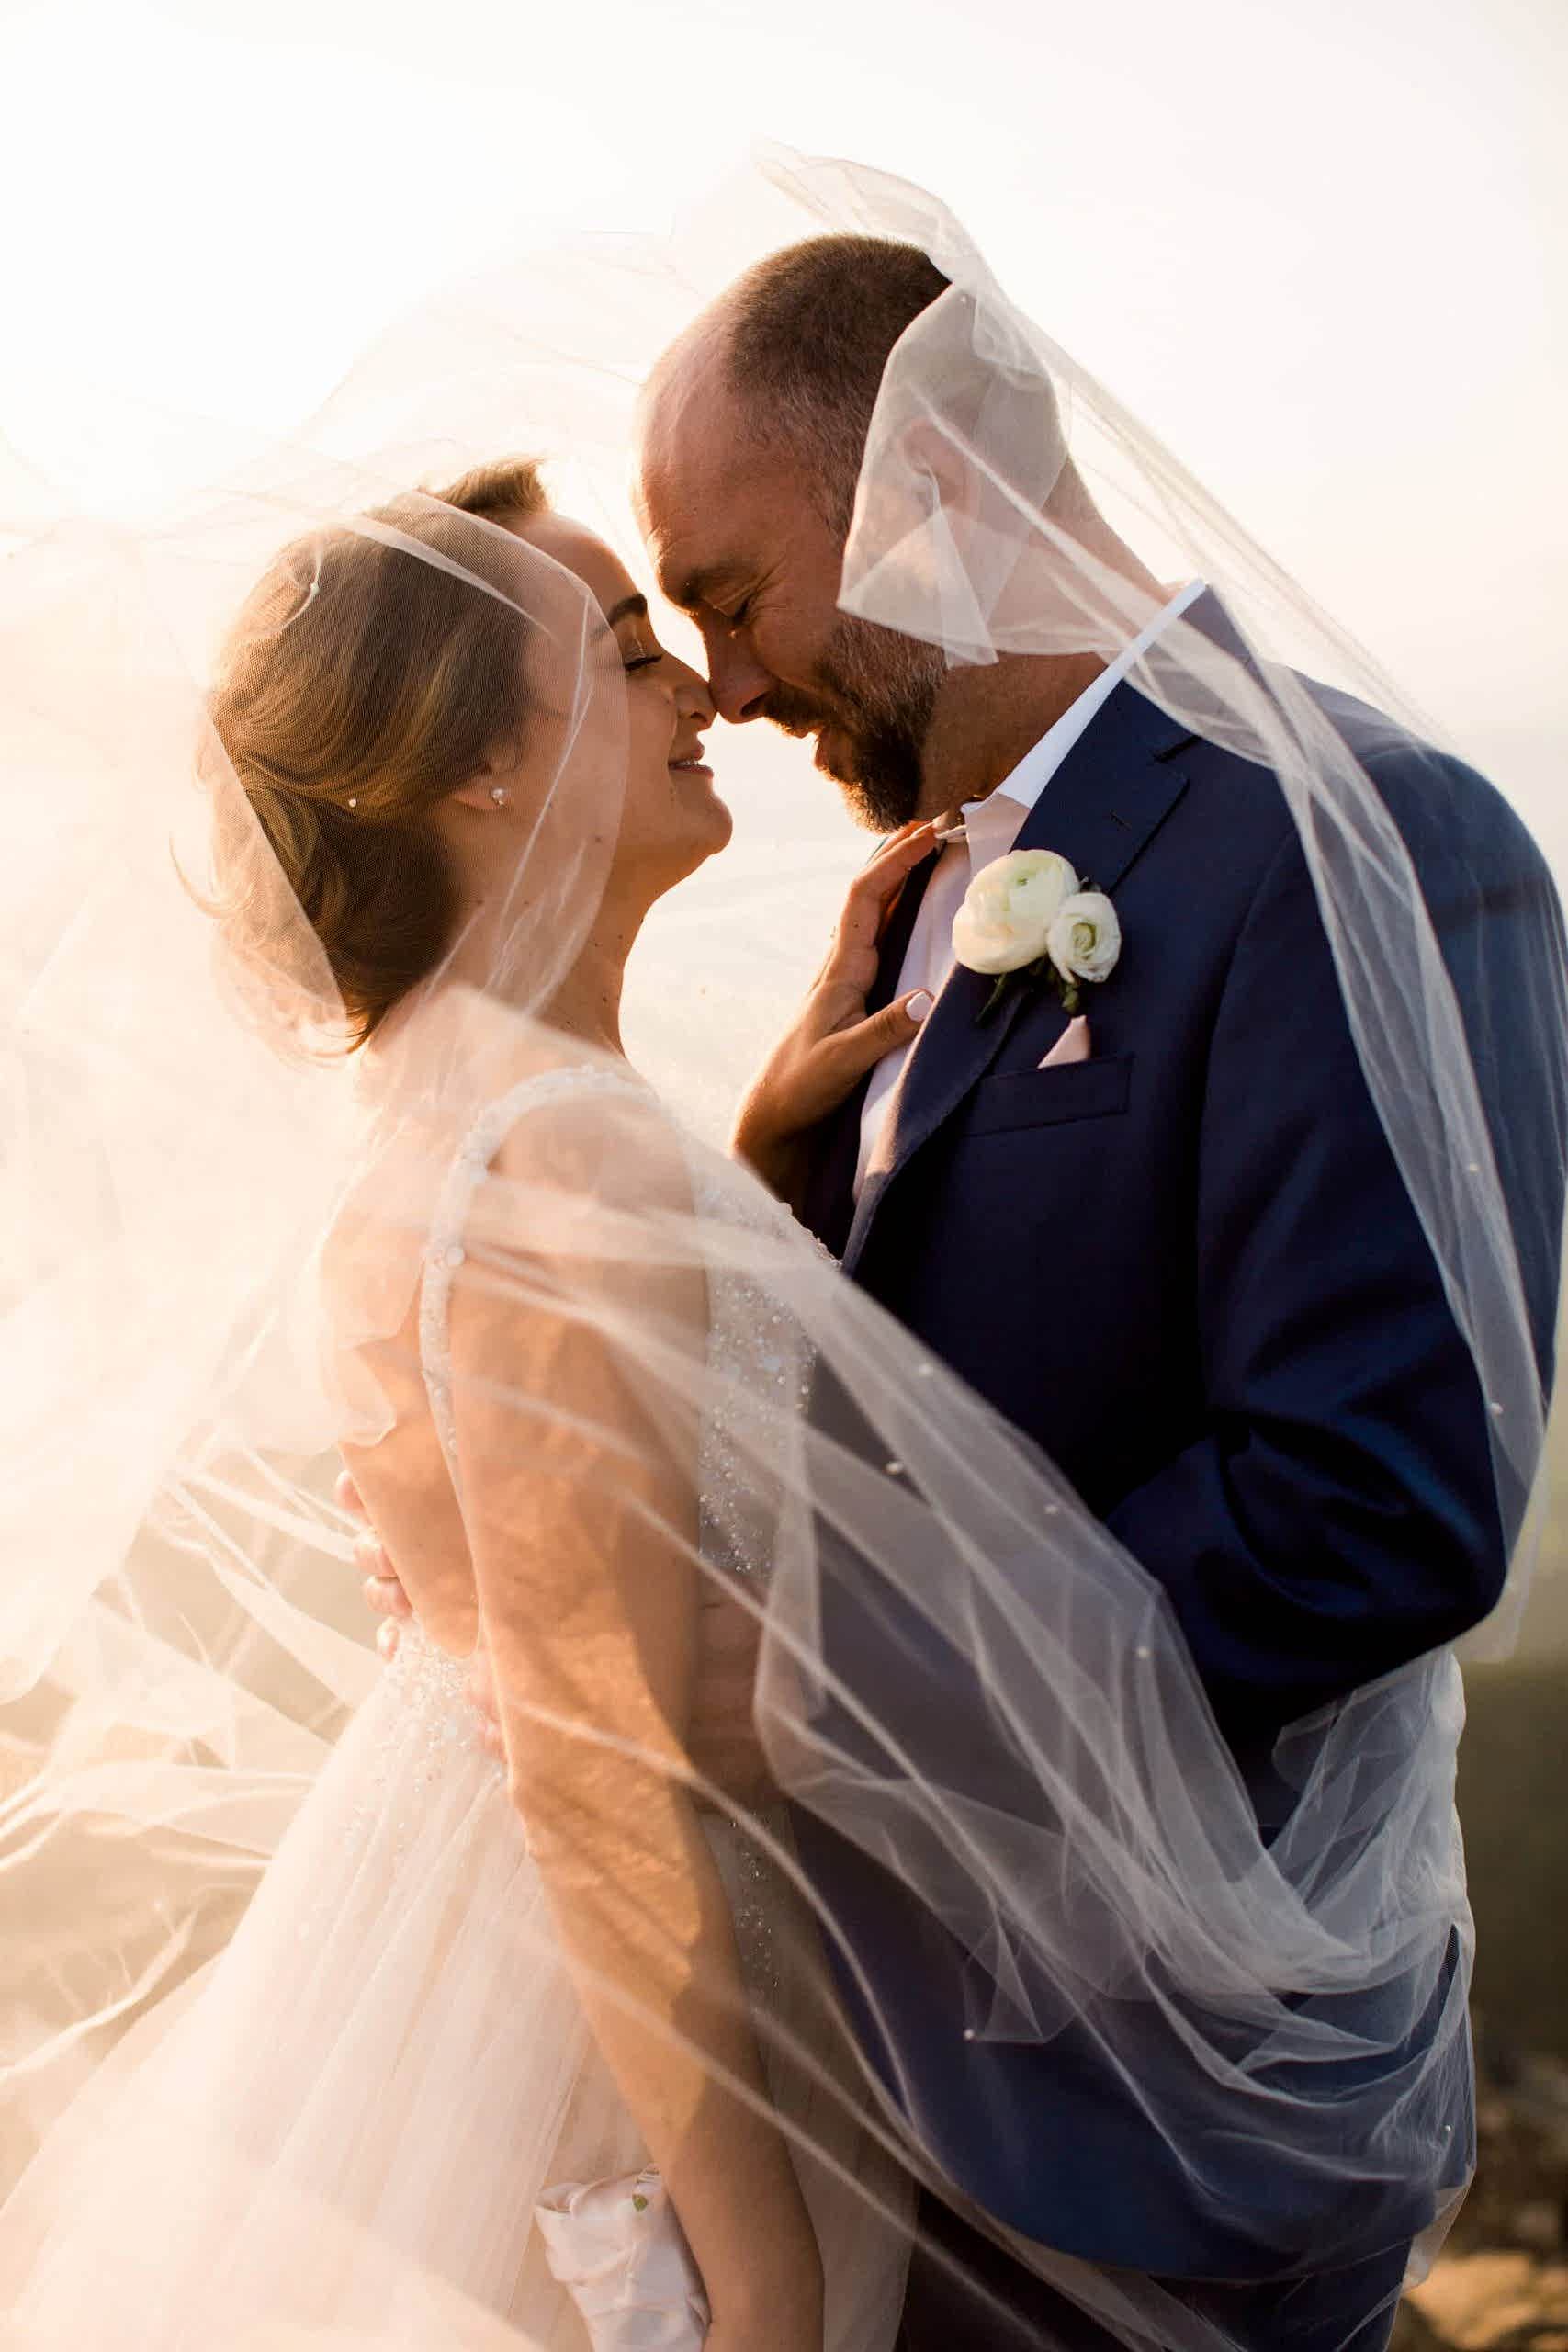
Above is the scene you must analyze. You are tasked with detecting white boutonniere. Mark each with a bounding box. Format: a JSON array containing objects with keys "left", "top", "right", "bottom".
[{"left": 952, "top": 848, "right": 1122, "bottom": 1024}]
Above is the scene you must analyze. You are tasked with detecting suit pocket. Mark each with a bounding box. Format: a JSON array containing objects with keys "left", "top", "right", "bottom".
[{"left": 961, "top": 1054, "right": 1133, "bottom": 1137}]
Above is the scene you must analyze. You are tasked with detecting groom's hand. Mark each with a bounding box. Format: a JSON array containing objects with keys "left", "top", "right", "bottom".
[
  {"left": 339, "top": 1468, "right": 508, "bottom": 1757},
  {"left": 337, "top": 1467, "right": 413, "bottom": 1662},
  {"left": 732, "top": 819, "right": 938, "bottom": 1205},
  {"left": 339, "top": 1467, "right": 775, "bottom": 1803}
]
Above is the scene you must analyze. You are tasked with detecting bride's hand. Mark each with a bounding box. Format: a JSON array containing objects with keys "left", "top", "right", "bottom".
[{"left": 732, "top": 820, "right": 938, "bottom": 1204}]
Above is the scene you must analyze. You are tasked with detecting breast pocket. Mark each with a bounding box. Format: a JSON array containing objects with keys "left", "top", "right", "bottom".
[{"left": 960, "top": 1053, "right": 1133, "bottom": 1137}]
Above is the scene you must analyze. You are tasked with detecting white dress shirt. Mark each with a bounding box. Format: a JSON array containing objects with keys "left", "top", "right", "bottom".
[{"left": 854, "top": 580, "right": 1205, "bottom": 1197}]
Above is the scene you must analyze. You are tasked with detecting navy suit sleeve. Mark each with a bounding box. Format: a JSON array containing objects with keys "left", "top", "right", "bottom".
[{"left": 1105, "top": 784, "right": 1564, "bottom": 1740}]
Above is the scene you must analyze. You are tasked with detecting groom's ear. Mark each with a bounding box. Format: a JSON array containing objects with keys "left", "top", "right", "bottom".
[{"left": 897, "top": 416, "right": 969, "bottom": 507}]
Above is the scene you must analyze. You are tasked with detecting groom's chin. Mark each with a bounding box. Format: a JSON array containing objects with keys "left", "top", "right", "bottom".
[
  {"left": 810, "top": 721, "right": 851, "bottom": 779},
  {"left": 813, "top": 726, "right": 885, "bottom": 819},
  {"left": 826, "top": 744, "right": 924, "bottom": 835}
]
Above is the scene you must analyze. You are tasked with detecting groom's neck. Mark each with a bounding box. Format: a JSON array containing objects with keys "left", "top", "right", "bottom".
[
  {"left": 916, "top": 650, "right": 1108, "bottom": 819},
  {"left": 912, "top": 504, "right": 1170, "bottom": 820}
]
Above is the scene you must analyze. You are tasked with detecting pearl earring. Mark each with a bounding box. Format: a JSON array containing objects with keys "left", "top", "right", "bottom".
[{"left": 489, "top": 786, "right": 508, "bottom": 808}]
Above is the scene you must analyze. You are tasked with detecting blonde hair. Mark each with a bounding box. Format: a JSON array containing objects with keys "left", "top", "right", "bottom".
[
  {"left": 207, "top": 458, "right": 549, "bottom": 1047},
  {"left": 430, "top": 456, "right": 549, "bottom": 525}
]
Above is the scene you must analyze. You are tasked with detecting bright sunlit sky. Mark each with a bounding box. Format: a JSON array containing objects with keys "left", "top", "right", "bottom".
[{"left": 2, "top": 0, "right": 1562, "bottom": 870}]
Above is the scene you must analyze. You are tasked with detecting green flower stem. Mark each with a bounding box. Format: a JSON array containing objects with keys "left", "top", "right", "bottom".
[{"left": 978, "top": 954, "right": 1059, "bottom": 1026}]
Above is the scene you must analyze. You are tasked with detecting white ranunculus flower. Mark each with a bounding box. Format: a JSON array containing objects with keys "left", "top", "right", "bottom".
[
  {"left": 952, "top": 849, "right": 1079, "bottom": 977},
  {"left": 1046, "top": 890, "right": 1122, "bottom": 987}
]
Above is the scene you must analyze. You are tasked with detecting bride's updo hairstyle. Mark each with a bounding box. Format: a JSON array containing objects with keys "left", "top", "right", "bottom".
[{"left": 207, "top": 458, "right": 548, "bottom": 1048}]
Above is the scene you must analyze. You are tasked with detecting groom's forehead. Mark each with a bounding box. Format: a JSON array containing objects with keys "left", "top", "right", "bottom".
[
  {"left": 637, "top": 381, "right": 779, "bottom": 605},
  {"left": 644, "top": 518, "right": 750, "bottom": 619},
  {"left": 638, "top": 420, "right": 744, "bottom": 533},
  {"left": 637, "top": 333, "right": 787, "bottom": 506}
]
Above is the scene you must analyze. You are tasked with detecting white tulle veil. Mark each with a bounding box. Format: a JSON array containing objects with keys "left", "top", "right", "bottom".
[{"left": 0, "top": 150, "right": 1561, "bottom": 2350}]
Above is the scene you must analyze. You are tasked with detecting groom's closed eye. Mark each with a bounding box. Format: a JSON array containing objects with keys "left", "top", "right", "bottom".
[{"left": 666, "top": 560, "right": 750, "bottom": 622}]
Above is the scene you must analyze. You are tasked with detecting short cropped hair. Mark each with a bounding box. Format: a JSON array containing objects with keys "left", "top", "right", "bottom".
[{"left": 718, "top": 236, "right": 950, "bottom": 530}]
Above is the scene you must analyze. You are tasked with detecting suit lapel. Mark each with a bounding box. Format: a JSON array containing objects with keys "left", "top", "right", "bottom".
[{"left": 841, "top": 680, "right": 1195, "bottom": 1275}]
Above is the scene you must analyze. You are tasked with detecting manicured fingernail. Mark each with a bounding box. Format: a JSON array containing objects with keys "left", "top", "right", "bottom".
[{"left": 908, "top": 991, "right": 934, "bottom": 1023}]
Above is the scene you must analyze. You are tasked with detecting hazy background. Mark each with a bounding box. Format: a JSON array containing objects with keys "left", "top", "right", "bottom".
[
  {"left": 2, "top": 0, "right": 1565, "bottom": 2050},
  {"left": 3, "top": 0, "right": 1562, "bottom": 823}
]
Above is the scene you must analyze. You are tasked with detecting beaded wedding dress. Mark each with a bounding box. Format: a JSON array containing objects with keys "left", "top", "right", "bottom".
[{"left": 0, "top": 1066, "right": 911, "bottom": 2352}]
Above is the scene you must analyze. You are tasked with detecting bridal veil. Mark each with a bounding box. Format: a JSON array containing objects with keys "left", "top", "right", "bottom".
[{"left": 0, "top": 152, "right": 1561, "bottom": 2348}]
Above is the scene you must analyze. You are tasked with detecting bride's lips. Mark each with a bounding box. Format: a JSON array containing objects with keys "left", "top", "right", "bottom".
[{"left": 668, "top": 738, "right": 714, "bottom": 780}]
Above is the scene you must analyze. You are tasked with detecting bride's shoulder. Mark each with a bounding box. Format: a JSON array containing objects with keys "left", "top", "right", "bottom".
[
  {"left": 480, "top": 1058, "right": 694, "bottom": 1236},
  {"left": 362, "top": 996, "right": 679, "bottom": 1192}
]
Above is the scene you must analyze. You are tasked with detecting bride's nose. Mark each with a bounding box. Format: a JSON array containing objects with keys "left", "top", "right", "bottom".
[{"left": 670, "top": 653, "right": 716, "bottom": 729}]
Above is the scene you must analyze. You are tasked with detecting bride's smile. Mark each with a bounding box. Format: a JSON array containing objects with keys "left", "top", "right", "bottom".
[{"left": 486, "top": 501, "right": 733, "bottom": 899}]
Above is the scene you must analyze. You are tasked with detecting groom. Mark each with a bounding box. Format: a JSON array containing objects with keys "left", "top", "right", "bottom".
[
  {"left": 626, "top": 236, "right": 1568, "bottom": 2350},
  {"left": 356, "top": 239, "right": 1565, "bottom": 2346}
]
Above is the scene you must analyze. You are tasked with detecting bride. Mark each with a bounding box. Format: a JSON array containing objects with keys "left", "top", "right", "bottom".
[{"left": 0, "top": 459, "right": 919, "bottom": 2350}]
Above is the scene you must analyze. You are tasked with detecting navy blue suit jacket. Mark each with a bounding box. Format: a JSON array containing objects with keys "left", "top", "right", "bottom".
[{"left": 791, "top": 622, "right": 1568, "bottom": 2278}]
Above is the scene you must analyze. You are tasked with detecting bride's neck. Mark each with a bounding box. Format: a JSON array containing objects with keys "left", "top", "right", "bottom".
[
  {"left": 540, "top": 935, "right": 629, "bottom": 1056},
  {"left": 442, "top": 892, "right": 642, "bottom": 1057}
]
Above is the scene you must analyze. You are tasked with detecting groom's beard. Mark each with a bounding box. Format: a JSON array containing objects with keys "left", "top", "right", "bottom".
[{"left": 761, "top": 612, "right": 944, "bottom": 833}]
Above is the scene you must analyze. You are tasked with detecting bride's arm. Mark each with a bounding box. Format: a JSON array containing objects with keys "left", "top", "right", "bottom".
[{"left": 453, "top": 1101, "right": 822, "bottom": 2348}]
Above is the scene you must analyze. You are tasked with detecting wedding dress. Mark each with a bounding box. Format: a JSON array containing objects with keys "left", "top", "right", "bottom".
[{"left": 0, "top": 1063, "right": 912, "bottom": 2351}]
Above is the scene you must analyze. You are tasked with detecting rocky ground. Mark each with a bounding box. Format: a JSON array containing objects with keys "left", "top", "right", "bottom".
[{"left": 1393, "top": 2023, "right": 1568, "bottom": 2349}]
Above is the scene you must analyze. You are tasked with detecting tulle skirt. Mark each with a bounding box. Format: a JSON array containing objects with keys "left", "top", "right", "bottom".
[{"left": 0, "top": 1627, "right": 911, "bottom": 2349}]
